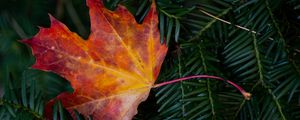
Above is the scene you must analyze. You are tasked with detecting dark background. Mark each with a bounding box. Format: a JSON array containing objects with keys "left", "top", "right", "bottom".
[{"left": 1, "top": 0, "right": 300, "bottom": 119}]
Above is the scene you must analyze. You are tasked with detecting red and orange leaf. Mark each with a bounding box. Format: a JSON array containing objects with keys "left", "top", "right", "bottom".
[{"left": 22, "top": 0, "right": 167, "bottom": 119}]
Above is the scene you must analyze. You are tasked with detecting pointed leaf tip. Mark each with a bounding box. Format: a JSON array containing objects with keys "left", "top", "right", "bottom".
[
  {"left": 48, "top": 14, "right": 56, "bottom": 22},
  {"left": 19, "top": 39, "right": 32, "bottom": 45},
  {"left": 87, "top": 0, "right": 103, "bottom": 8}
]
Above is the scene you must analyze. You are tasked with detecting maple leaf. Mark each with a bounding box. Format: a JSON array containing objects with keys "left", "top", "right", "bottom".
[{"left": 22, "top": 0, "right": 168, "bottom": 119}]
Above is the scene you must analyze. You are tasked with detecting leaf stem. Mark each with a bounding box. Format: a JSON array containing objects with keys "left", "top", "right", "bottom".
[{"left": 153, "top": 75, "right": 251, "bottom": 100}]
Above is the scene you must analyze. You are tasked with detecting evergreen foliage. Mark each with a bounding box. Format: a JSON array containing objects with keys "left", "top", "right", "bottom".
[{"left": 0, "top": 0, "right": 299, "bottom": 119}]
